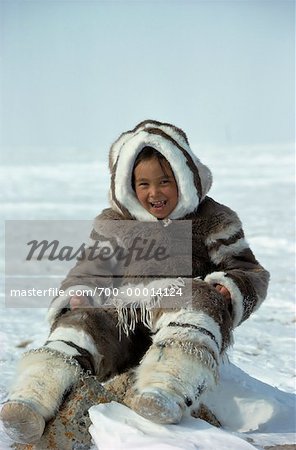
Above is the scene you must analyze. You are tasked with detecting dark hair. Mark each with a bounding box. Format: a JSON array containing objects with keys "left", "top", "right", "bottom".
[{"left": 132, "top": 146, "right": 171, "bottom": 190}]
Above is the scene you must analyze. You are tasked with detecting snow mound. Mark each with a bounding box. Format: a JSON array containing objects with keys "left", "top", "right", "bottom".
[
  {"left": 89, "top": 362, "right": 295, "bottom": 450},
  {"left": 204, "top": 362, "right": 295, "bottom": 434},
  {"left": 89, "top": 402, "right": 256, "bottom": 450}
]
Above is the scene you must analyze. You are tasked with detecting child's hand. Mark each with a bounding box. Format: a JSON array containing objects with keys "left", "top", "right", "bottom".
[
  {"left": 69, "top": 295, "right": 91, "bottom": 310},
  {"left": 214, "top": 284, "right": 231, "bottom": 301}
]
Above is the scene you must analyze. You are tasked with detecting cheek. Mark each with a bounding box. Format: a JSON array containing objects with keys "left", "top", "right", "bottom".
[
  {"left": 165, "top": 186, "right": 178, "bottom": 201},
  {"left": 135, "top": 190, "right": 146, "bottom": 204}
]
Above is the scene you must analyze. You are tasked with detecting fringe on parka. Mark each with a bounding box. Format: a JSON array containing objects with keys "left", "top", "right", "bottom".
[
  {"left": 3, "top": 120, "right": 270, "bottom": 440},
  {"left": 45, "top": 120, "right": 269, "bottom": 408}
]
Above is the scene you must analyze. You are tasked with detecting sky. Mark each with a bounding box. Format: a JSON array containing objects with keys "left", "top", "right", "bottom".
[{"left": 0, "top": 0, "right": 294, "bottom": 157}]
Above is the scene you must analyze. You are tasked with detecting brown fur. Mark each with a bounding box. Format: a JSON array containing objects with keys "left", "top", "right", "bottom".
[{"left": 51, "top": 308, "right": 152, "bottom": 381}]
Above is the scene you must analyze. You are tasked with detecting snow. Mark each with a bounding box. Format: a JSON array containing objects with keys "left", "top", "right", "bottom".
[
  {"left": 0, "top": 143, "right": 295, "bottom": 449},
  {"left": 88, "top": 362, "right": 295, "bottom": 450},
  {"left": 89, "top": 401, "right": 257, "bottom": 450}
]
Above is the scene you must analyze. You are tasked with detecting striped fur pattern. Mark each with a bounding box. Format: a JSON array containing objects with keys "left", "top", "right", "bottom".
[
  {"left": 133, "top": 307, "right": 222, "bottom": 417},
  {"left": 44, "top": 120, "right": 268, "bottom": 422},
  {"left": 49, "top": 121, "right": 268, "bottom": 329},
  {"left": 5, "top": 120, "right": 269, "bottom": 429},
  {"left": 109, "top": 120, "right": 212, "bottom": 221}
]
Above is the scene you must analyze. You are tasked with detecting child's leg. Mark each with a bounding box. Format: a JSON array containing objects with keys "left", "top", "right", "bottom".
[
  {"left": 1, "top": 308, "right": 150, "bottom": 443},
  {"left": 0, "top": 349, "right": 82, "bottom": 443},
  {"left": 131, "top": 281, "right": 232, "bottom": 424}
]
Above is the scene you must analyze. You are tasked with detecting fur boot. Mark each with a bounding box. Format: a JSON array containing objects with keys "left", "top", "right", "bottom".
[
  {"left": 0, "top": 348, "right": 83, "bottom": 444},
  {"left": 131, "top": 309, "right": 221, "bottom": 424}
]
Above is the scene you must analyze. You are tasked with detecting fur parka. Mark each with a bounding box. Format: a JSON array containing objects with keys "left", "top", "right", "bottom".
[
  {"left": 49, "top": 120, "right": 269, "bottom": 333},
  {"left": 3, "top": 120, "right": 271, "bottom": 442},
  {"left": 2, "top": 121, "right": 270, "bottom": 440}
]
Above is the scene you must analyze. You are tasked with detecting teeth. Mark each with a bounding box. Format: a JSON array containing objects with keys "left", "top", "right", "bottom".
[{"left": 151, "top": 201, "right": 166, "bottom": 207}]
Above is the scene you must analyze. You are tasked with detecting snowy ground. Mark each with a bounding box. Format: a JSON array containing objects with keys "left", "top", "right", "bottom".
[{"left": 0, "top": 143, "right": 295, "bottom": 449}]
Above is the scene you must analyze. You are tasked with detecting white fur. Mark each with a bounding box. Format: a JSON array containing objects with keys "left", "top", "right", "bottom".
[
  {"left": 9, "top": 352, "right": 79, "bottom": 420},
  {"left": 47, "top": 326, "right": 101, "bottom": 364},
  {"left": 110, "top": 122, "right": 190, "bottom": 167},
  {"left": 205, "top": 222, "right": 242, "bottom": 244},
  {"left": 153, "top": 326, "right": 220, "bottom": 360},
  {"left": 44, "top": 340, "right": 80, "bottom": 356},
  {"left": 111, "top": 129, "right": 212, "bottom": 221},
  {"left": 114, "top": 131, "right": 198, "bottom": 221},
  {"left": 152, "top": 309, "right": 186, "bottom": 329},
  {"left": 134, "top": 344, "right": 216, "bottom": 416},
  {"left": 208, "top": 238, "right": 249, "bottom": 265},
  {"left": 110, "top": 122, "right": 213, "bottom": 200},
  {"left": 154, "top": 310, "right": 222, "bottom": 352},
  {"left": 134, "top": 307, "right": 220, "bottom": 418},
  {"left": 205, "top": 272, "right": 244, "bottom": 327}
]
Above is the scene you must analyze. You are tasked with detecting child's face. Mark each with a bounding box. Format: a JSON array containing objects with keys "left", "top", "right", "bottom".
[{"left": 134, "top": 157, "right": 178, "bottom": 219}]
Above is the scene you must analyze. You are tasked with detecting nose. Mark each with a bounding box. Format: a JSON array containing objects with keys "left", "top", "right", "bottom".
[{"left": 148, "top": 185, "right": 160, "bottom": 198}]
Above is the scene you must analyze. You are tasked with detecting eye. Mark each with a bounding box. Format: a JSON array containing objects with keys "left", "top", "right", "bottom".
[
  {"left": 160, "top": 179, "right": 169, "bottom": 184},
  {"left": 138, "top": 182, "right": 148, "bottom": 187}
]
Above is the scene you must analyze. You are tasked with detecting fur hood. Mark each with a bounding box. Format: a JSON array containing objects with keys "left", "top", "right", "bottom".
[{"left": 108, "top": 120, "right": 213, "bottom": 221}]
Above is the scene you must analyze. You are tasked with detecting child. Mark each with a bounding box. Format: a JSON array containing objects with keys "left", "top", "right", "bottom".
[{"left": 1, "top": 120, "right": 269, "bottom": 444}]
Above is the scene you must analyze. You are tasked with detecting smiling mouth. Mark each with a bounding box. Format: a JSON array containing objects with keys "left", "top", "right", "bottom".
[{"left": 150, "top": 200, "right": 167, "bottom": 208}]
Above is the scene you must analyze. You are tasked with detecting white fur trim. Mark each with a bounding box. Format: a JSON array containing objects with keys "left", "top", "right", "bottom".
[
  {"left": 154, "top": 310, "right": 222, "bottom": 352},
  {"left": 208, "top": 238, "right": 249, "bottom": 265},
  {"left": 47, "top": 326, "right": 101, "bottom": 363},
  {"left": 205, "top": 272, "right": 244, "bottom": 327},
  {"left": 110, "top": 122, "right": 190, "bottom": 167},
  {"left": 44, "top": 340, "right": 79, "bottom": 356},
  {"left": 111, "top": 129, "right": 212, "bottom": 221},
  {"left": 153, "top": 309, "right": 187, "bottom": 329},
  {"left": 153, "top": 326, "right": 220, "bottom": 359},
  {"left": 110, "top": 122, "right": 212, "bottom": 199}
]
